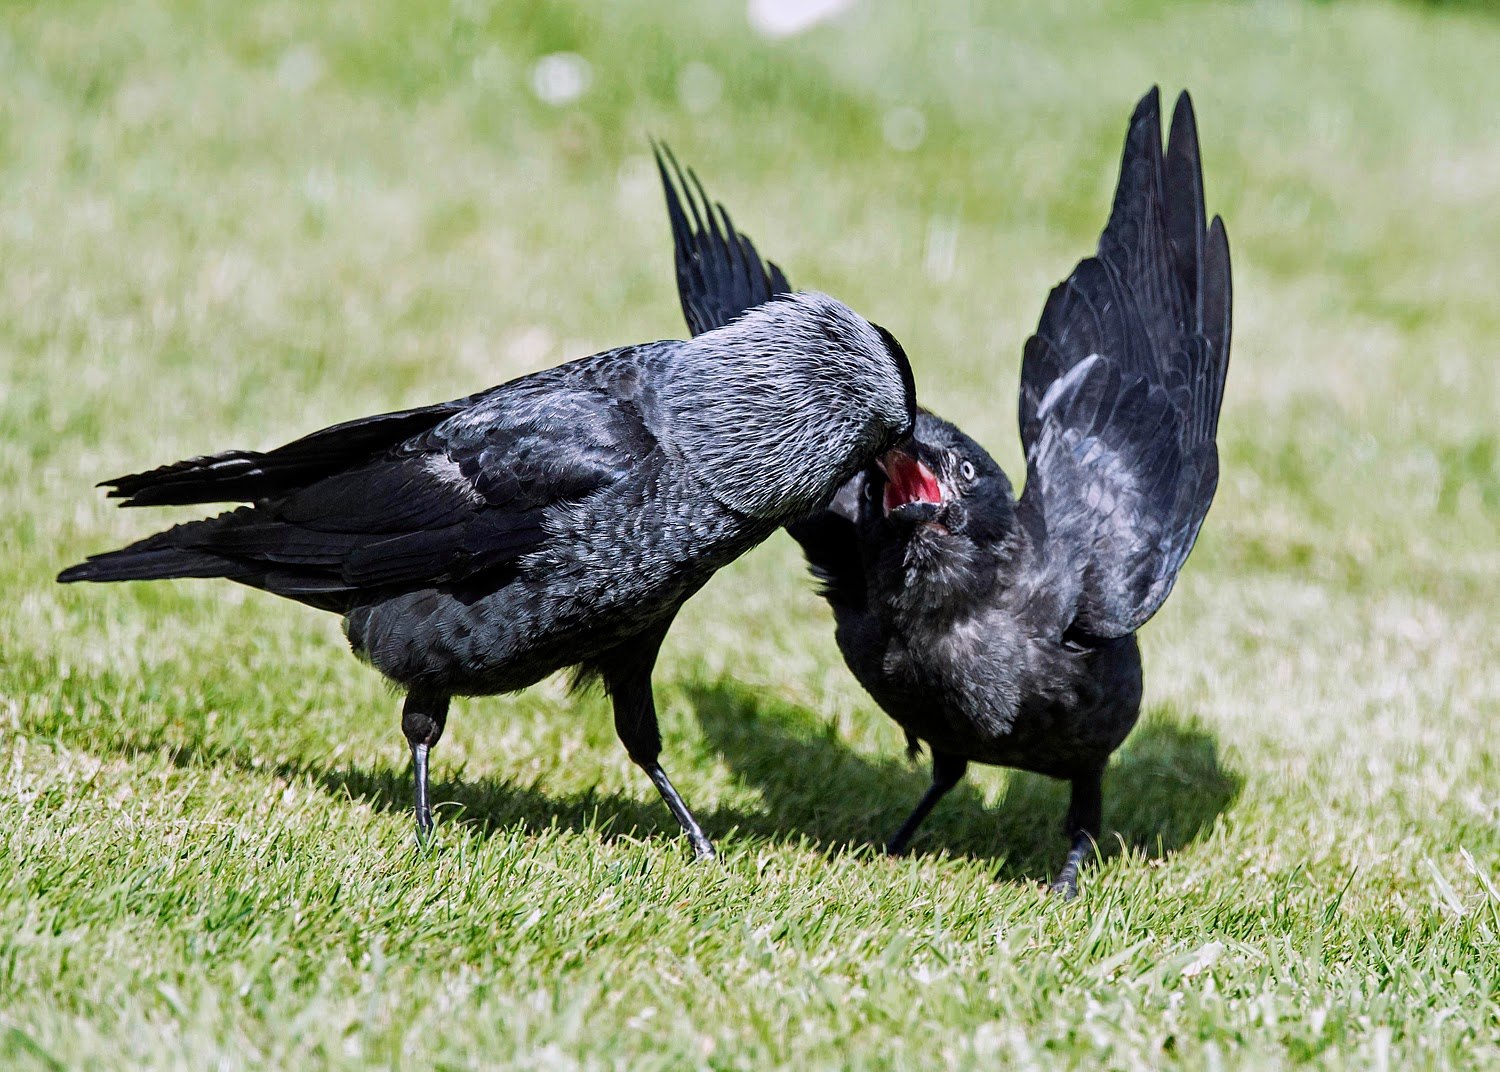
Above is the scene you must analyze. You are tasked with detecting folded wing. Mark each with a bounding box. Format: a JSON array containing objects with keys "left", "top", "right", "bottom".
[
  {"left": 1017, "top": 88, "right": 1233, "bottom": 638},
  {"left": 60, "top": 360, "right": 658, "bottom": 611},
  {"left": 100, "top": 397, "right": 481, "bottom": 507}
]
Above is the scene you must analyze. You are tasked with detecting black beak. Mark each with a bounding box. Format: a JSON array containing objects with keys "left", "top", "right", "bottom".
[{"left": 889, "top": 501, "right": 942, "bottom": 525}]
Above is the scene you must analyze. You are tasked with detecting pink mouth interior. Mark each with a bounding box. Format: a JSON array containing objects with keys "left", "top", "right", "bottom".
[{"left": 881, "top": 453, "right": 943, "bottom": 516}]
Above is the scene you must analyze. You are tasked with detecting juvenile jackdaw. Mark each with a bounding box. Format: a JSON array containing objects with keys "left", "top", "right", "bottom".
[
  {"left": 656, "top": 87, "right": 1232, "bottom": 895},
  {"left": 59, "top": 291, "right": 918, "bottom": 856}
]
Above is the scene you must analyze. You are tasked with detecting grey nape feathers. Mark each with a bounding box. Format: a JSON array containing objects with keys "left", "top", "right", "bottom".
[
  {"left": 656, "top": 86, "right": 1232, "bottom": 897},
  {"left": 60, "top": 290, "right": 917, "bottom": 856}
]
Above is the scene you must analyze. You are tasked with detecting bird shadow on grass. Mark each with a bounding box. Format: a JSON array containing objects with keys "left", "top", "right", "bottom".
[
  {"left": 310, "top": 676, "right": 1240, "bottom": 886},
  {"left": 682, "top": 677, "right": 1243, "bottom": 884},
  {"left": 104, "top": 675, "right": 1240, "bottom": 886},
  {"left": 109, "top": 729, "right": 737, "bottom": 855}
]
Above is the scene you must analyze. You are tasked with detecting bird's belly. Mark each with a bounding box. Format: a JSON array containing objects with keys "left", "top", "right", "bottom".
[
  {"left": 900, "top": 687, "right": 1138, "bottom": 780},
  {"left": 345, "top": 573, "right": 691, "bottom": 695},
  {"left": 961, "top": 696, "right": 1138, "bottom": 778},
  {"left": 853, "top": 631, "right": 1142, "bottom": 780},
  {"left": 344, "top": 508, "right": 768, "bottom": 695}
]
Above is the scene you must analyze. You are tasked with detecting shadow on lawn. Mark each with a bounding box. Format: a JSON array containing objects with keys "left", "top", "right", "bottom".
[
  {"left": 114, "top": 674, "right": 1240, "bottom": 885},
  {"left": 683, "top": 678, "right": 1243, "bottom": 884}
]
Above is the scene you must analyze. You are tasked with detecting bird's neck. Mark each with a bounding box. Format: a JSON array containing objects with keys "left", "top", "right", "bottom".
[{"left": 871, "top": 528, "right": 1017, "bottom": 626}]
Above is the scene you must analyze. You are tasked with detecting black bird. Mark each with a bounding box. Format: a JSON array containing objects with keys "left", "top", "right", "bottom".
[
  {"left": 656, "top": 87, "right": 1232, "bottom": 896},
  {"left": 59, "top": 291, "right": 918, "bottom": 857}
]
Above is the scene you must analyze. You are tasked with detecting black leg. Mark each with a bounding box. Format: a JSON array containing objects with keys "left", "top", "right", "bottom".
[
  {"left": 603, "top": 643, "right": 716, "bottom": 861},
  {"left": 639, "top": 762, "right": 716, "bottom": 861},
  {"left": 402, "top": 690, "right": 450, "bottom": 846},
  {"left": 1050, "top": 769, "right": 1103, "bottom": 900},
  {"left": 885, "top": 750, "right": 968, "bottom": 856}
]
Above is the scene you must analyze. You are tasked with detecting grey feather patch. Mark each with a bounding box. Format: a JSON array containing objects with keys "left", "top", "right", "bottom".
[{"left": 661, "top": 291, "right": 912, "bottom": 520}]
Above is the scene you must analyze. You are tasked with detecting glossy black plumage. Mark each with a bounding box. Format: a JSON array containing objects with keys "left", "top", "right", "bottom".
[
  {"left": 658, "top": 88, "right": 1232, "bottom": 896},
  {"left": 654, "top": 143, "right": 791, "bottom": 337},
  {"left": 61, "top": 292, "right": 918, "bottom": 855}
]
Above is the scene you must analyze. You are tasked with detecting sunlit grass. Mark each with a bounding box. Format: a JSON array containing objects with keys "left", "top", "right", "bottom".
[{"left": 2, "top": 0, "right": 1497, "bottom": 1067}]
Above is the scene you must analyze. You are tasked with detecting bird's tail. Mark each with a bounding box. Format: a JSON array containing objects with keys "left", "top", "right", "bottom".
[{"left": 57, "top": 519, "right": 246, "bottom": 584}]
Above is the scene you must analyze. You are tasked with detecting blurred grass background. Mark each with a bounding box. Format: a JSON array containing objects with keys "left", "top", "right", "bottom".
[{"left": 2, "top": 0, "right": 1497, "bottom": 1068}]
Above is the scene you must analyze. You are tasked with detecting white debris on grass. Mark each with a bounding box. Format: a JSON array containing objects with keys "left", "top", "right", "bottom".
[{"left": 530, "top": 52, "right": 592, "bottom": 106}]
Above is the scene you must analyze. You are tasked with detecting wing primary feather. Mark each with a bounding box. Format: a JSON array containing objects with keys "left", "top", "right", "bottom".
[
  {"left": 1016, "top": 87, "right": 1233, "bottom": 639},
  {"left": 653, "top": 142, "right": 793, "bottom": 336},
  {"left": 1165, "top": 91, "right": 1207, "bottom": 326},
  {"left": 99, "top": 401, "right": 472, "bottom": 507},
  {"left": 654, "top": 141, "right": 713, "bottom": 335},
  {"left": 1203, "top": 215, "right": 1233, "bottom": 388}
]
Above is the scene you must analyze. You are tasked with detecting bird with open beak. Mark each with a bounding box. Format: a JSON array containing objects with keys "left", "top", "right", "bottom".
[
  {"left": 655, "top": 86, "right": 1232, "bottom": 897},
  {"left": 879, "top": 449, "right": 944, "bottom": 525}
]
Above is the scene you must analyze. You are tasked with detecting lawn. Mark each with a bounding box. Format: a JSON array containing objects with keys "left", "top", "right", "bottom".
[{"left": 2, "top": 0, "right": 1497, "bottom": 1067}]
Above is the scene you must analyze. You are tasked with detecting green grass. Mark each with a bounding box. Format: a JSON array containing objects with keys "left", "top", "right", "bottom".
[{"left": 3, "top": 0, "right": 1498, "bottom": 1067}]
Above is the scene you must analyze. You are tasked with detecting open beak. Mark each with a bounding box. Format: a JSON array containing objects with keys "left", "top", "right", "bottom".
[{"left": 877, "top": 448, "right": 944, "bottom": 523}]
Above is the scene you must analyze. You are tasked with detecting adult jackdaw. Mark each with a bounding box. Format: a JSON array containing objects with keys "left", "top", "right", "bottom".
[
  {"left": 59, "top": 291, "right": 918, "bottom": 857},
  {"left": 656, "top": 87, "right": 1232, "bottom": 896}
]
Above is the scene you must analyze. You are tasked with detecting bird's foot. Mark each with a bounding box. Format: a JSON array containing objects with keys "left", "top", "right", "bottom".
[
  {"left": 640, "top": 762, "right": 718, "bottom": 862},
  {"left": 409, "top": 738, "right": 440, "bottom": 851},
  {"left": 1047, "top": 872, "right": 1080, "bottom": 901},
  {"left": 1047, "top": 831, "right": 1095, "bottom": 900}
]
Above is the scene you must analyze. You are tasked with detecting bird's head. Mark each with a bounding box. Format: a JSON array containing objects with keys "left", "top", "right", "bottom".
[
  {"left": 856, "top": 413, "right": 1017, "bottom": 574},
  {"left": 665, "top": 291, "right": 917, "bottom": 521}
]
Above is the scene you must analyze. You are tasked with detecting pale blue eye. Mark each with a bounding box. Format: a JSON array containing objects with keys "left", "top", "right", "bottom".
[{"left": 960, "top": 460, "right": 976, "bottom": 482}]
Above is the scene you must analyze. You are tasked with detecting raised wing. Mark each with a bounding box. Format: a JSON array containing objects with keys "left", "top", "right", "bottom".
[
  {"left": 1017, "top": 88, "right": 1233, "bottom": 638},
  {"left": 654, "top": 143, "right": 791, "bottom": 336},
  {"left": 652, "top": 146, "right": 875, "bottom": 607},
  {"left": 60, "top": 356, "right": 659, "bottom": 610}
]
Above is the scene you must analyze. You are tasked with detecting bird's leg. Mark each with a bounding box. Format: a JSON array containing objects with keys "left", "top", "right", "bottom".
[
  {"left": 885, "top": 750, "right": 968, "bottom": 856},
  {"left": 401, "top": 689, "right": 451, "bottom": 847},
  {"left": 606, "top": 657, "right": 716, "bottom": 861},
  {"left": 1050, "top": 769, "right": 1103, "bottom": 900}
]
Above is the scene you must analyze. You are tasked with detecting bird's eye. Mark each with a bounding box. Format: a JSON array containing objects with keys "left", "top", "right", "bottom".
[
  {"left": 959, "top": 460, "right": 977, "bottom": 482},
  {"left": 863, "top": 478, "right": 879, "bottom": 502}
]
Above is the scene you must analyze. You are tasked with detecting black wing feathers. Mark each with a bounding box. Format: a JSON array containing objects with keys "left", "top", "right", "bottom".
[
  {"left": 654, "top": 143, "right": 791, "bottom": 337},
  {"left": 1163, "top": 95, "right": 1206, "bottom": 314},
  {"left": 61, "top": 364, "right": 657, "bottom": 610},
  {"left": 101, "top": 399, "right": 476, "bottom": 507},
  {"left": 1018, "top": 88, "right": 1232, "bottom": 638}
]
